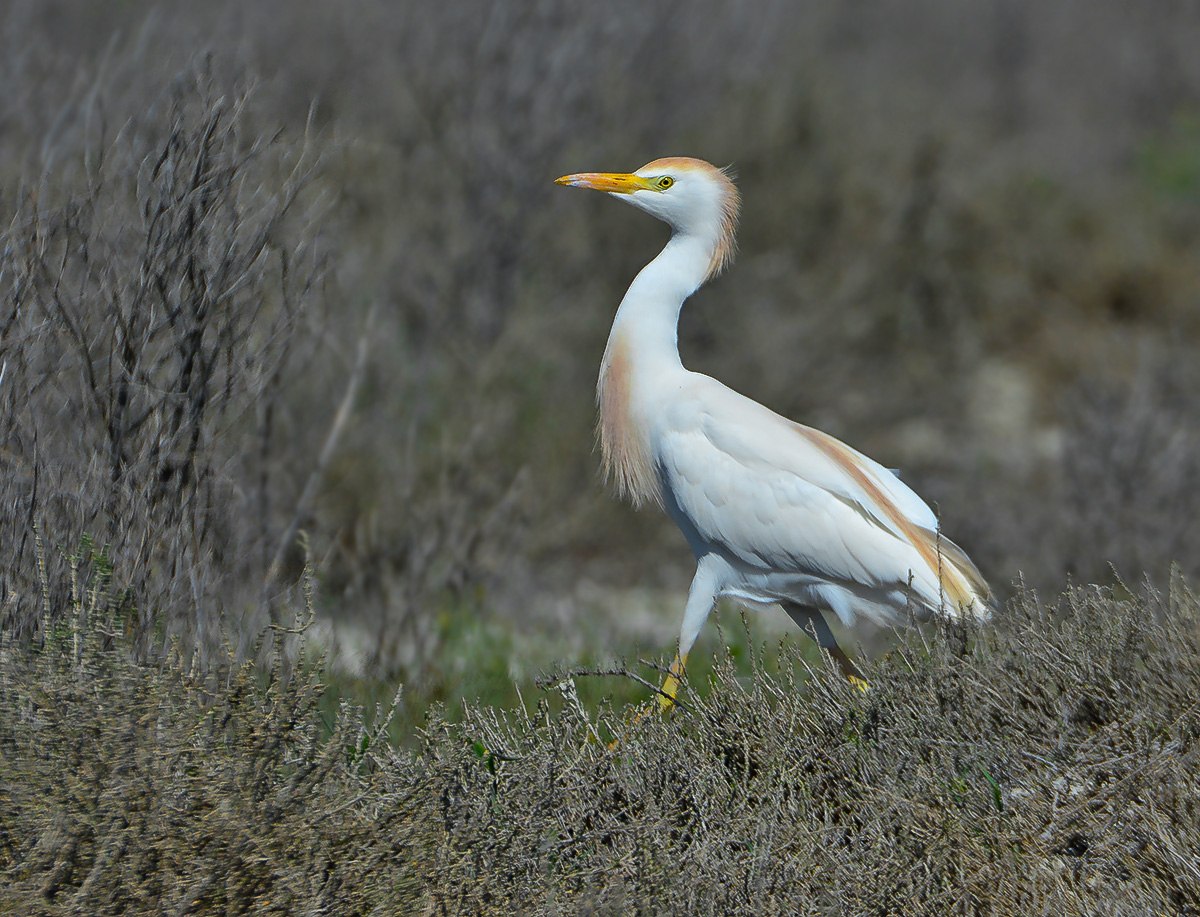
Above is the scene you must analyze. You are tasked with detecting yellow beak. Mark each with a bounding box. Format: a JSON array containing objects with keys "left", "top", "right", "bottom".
[{"left": 555, "top": 172, "right": 653, "bottom": 194}]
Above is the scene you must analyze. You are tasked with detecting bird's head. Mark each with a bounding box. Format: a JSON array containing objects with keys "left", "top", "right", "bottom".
[{"left": 556, "top": 156, "right": 740, "bottom": 281}]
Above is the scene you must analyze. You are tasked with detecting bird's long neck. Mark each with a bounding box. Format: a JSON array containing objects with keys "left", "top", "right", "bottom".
[
  {"left": 597, "top": 232, "right": 715, "bottom": 507},
  {"left": 603, "top": 232, "right": 713, "bottom": 372}
]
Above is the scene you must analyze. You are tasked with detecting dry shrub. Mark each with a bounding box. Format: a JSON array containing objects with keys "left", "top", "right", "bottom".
[
  {"left": 0, "top": 576, "right": 422, "bottom": 914},
  {"left": 434, "top": 577, "right": 1200, "bottom": 914},
  {"left": 0, "top": 63, "right": 334, "bottom": 654},
  {"left": 3, "top": 576, "right": 1198, "bottom": 914}
]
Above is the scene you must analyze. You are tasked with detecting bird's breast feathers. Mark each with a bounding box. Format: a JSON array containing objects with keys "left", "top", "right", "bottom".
[{"left": 597, "top": 333, "right": 662, "bottom": 507}]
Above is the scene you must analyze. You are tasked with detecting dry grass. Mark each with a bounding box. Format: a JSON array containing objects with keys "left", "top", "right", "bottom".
[{"left": 2, "top": 574, "right": 1198, "bottom": 914}]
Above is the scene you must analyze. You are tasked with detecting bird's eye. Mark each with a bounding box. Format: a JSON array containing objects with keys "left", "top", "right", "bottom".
[{"left": 657, "top": 176, "right": 674, "bottom": 190}]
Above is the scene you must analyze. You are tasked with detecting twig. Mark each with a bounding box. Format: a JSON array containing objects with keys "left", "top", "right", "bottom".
[{"left": 537, "top": 663, "right": 693, "bottom": 714}]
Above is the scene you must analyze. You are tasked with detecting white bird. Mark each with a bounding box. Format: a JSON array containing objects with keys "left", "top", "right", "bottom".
[{"left": 556, "top": 157, "right": 992, "bottom": 708}]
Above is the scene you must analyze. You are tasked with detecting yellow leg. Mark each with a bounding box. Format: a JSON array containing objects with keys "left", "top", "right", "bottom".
[
  {"left": 657, "top": 653, "right": 688, "bottom": 711},
  {"left": 784, "top": 604, "right": 870, "bottom": 693},
  {"left": 828, "top": 645, "right": 870, "bottom": 692},
  {"left": 607, "top": 653, "right": 688, "bottom": 750}
]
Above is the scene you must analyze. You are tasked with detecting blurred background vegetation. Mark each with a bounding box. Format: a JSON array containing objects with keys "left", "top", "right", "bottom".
[{"left": 2, "top": 0, "right": 1200, "bottom": 723}]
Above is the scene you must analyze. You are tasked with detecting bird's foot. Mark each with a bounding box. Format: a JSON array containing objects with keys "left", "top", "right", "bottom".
[
  {"left": 606, "top": 703, "right": 655, "bottom": 750},
  {"left": 607, "top": 654, "right": 687, "bottom": 750}
]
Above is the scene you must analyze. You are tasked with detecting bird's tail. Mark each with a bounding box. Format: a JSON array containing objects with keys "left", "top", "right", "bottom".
[
  {"left": 926, "top": 530, "right": 993, "bottom": 624},
  {"left": 915, "top": 528, "right": 994, "bottom": 621}
]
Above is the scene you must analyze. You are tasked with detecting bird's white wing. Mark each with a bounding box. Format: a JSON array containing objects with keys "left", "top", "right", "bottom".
[{"left": 656, "top": 376, "right": 985, "bottom": 613}]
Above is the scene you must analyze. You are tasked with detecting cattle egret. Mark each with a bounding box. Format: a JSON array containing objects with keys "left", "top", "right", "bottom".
[{"left": 556, "top": 157, "right": 992, "bottom": 710}]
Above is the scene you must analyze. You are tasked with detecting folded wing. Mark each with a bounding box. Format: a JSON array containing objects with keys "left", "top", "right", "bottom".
[{"left": 657, "top": 376, "right": 991, "bottom": 620}]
